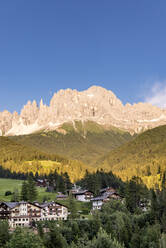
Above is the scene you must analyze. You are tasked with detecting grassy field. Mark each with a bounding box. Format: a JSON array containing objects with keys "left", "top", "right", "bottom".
[
  {"left": 0, "top": 178, "right": 57, "bottom": 202},
  {"left": 0, "top": 179, "right": 23, "bottom": 201},
  {"left": 0, "top": 178, "right": 92, "bottom": 216}
]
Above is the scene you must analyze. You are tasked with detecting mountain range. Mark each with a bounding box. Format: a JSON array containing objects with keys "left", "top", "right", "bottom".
[
  {"left": 1, "top": 85, "right": 166, "bottom": 187},
  {"left": 1, "top": 86, "right": 166, "bottom": 136}
]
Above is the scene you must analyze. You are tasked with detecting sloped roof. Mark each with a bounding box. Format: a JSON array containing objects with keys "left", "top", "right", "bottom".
[
  {"left": 39, "top": 201, "right": 68, "bottom": 209},
  {"left": 73, "top": 190, "right": 93, "bottom": 195},
  {"left": 3, "top": 202, "right": 19, "bottom": 209},
  {"left": 91, "top": 196, "right": 107, "bottom": 201}
]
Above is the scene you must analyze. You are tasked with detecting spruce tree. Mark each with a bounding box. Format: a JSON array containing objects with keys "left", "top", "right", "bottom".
[
  {"left": 58, "top": 176, "right": 66, "bottom": 194},
  {"left": 27, "top": 176, "right": 38, "bottom": 202},
  {"left": 21, "top": 181, "right": 28, "bottom": 201},
  {"left": 11, "top": 188, "right": 19, "bottom": 202},
  {"left": 150, "top": 189, "right": 159, "bottom": 222},
  {"left": 69, "top": 192, "right": 77, "bottom": 219},
  {"left": 63, "top": 172, "right": 72, "bottom": 190}
]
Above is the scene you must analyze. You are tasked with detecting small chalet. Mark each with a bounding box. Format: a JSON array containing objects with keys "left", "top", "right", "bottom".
[
  {"left": 73, "top": 190, "right": 94, "bottom": 202},
  {"left": 100, "top": 187, "right": 116, "bottom": 195},
  {"left": 69, "top": 184, "right": 82, "bottom": 194},
  {"left": 91, "top": 191, "right": 122, "bottom": 210},
  {"left": 91, "top": 195, "right": 109, "bottom": 210}
]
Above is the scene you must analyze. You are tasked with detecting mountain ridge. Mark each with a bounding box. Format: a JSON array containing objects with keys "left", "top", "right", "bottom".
[{"left": 1, "top": 85, "right": 166, "bottom": 136}]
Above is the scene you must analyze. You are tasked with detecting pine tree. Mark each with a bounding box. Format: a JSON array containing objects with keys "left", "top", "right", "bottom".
[
  {"left": 0, "top": 221, "right": 9, "bottom": 247},
  {"left": 21, "top": 181, "right": 28, "bottom": 201},
  {"left": 27, "top": 176, "right": 38, "bottom": 202},
  {"left": 68, "top": 192, "right": 77, "bottom": 219},
  {"left": 58, "top": 176, "right": 66, "bottom": 194},
  {"left": 11, "top": 188, "right": 19, "bottom": 202},
  {"left": 45, "top": 225, "right": 67, "bottom": 248},
  {"left": 63, "top": 172, "right": 72, "bottom": 190}
]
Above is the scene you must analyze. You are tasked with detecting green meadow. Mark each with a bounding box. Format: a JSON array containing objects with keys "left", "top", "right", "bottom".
[{"left": 0, "top": 178, "right": 56, "bottom": 202}]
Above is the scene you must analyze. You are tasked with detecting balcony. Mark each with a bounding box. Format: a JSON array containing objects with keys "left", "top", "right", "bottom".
[{"left": 0, "top": 211, "right": 10, "bottom": 214}]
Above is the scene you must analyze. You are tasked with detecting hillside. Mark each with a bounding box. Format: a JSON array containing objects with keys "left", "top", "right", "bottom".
[
  {"left": 0, "top": 136, "right": 91, "bottom": 182},
  {"left": 9, "top": 121, "right": 133, "bottom": 165},
  {"left": 98, "top": 125, "right": 166, "bottom": 188}
]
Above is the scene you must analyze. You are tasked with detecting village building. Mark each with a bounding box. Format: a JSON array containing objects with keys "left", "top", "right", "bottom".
[
  {"left": 0, "top": 201, "right": 68, "bottom": 228},
  {"left": 91, "top": 195, "right": 110, "bottom": 210},
  {"left": 73, "top": 190, "right": 94, "bottom": 202},
  {"left": 91, "top": 191, "right": 122, "bottom": 210},
  {"left": 100, "top": 186, "right": 116, "bottom": 195},
  {"left": 39, "top": 201, "right": 68, "bottom": 221},
  {"left": 103, "top": 191, "right": 122, "bottom": 200},
  {"left": 69, "top": 184, "right": 82, "bottom": 194},
  {"left": 0, "top": 201, "right": 42, "bottom": 228}
]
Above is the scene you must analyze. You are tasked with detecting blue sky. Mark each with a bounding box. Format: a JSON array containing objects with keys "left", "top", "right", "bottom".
[{"left": 0, "top": 0, "right": 166, "bottom": 112}]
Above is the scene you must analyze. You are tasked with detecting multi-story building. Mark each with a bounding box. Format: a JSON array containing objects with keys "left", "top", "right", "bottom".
[
  {"left": 0, "top": 201, "right": 68, "bottom": 228},
  {"left": 39, "top": 201, "right": 68, "bottom": 221},
  {"left": 0, "top": 201, "right": 41, "bottom": 228}
]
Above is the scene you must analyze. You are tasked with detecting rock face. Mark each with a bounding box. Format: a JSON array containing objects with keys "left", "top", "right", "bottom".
[{"left": 1, "top": 85, "right": 166, "bottom": 136}]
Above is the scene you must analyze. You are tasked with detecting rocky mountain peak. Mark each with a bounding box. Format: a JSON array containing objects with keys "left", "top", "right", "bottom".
[{"left": 1, "top": 86, "right": 166, "bottom": 136}]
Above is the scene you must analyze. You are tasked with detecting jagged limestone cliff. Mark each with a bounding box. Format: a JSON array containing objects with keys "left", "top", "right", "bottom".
[{"left": 1, "top": 86, "right": 166, "bottom": 136}]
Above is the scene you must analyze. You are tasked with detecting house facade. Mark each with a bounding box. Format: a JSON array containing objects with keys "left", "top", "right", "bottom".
[
  {"left": 91, "top": 191, "right": 122, "bottom": 211},
  {"left": 100, "top": 187, "right": 116, "bottom": 195},
  {"left": 73, "top": 190, "right": 94, "bottom": 202},
  {"left": 39, "top": 201, "right": 68, "bottom": 221},
  {"left": 0, "top": 201, "right": 41, "bottom": 228},
  {"left": 0, "top": 201, "right": 68, "bottom": 228},
  {"left": 91, "top": 196, "right": 110, "bottom": 210}
]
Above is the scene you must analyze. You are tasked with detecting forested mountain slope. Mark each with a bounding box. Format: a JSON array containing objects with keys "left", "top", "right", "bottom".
[
  {"left": 0, "top": 136, "right": 91, "bottom": 182},
  {"left": 97, "top": 125, "right": 166, "bottom": 188},
  {"left": 10, "top": 121, "right": 133, "bottom": 165}
]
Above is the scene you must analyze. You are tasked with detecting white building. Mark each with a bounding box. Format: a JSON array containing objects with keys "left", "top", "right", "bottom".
[
  {"left": 0, "top": 201, "right": 41, "bottom": 228},
  {"left": 0, "top": 201, "right": 68, "bottom": 228},
  {"left": 40, "top": 201, "right": 68, "bottom": 221},
  {"left": 91, "top": 192, "right": 121, "bottom": 211},
  {"left": 91, "top": 196, "right": 107, "bottom": 210}
]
